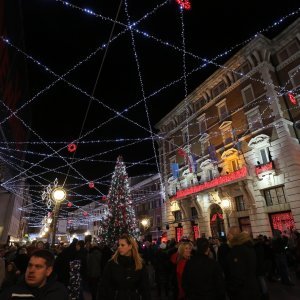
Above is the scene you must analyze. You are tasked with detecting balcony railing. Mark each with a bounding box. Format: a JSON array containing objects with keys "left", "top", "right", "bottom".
[
  {"left": 170, "top": 166, "right": 248, "bottom": 200},
  {"left": 255, "top": 161, "right": 274, "bottom": 176}
]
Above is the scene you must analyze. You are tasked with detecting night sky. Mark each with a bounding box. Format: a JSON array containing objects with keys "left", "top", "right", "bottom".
[{"left": 5, "top": 0, "right": 300, "bottom": 221}]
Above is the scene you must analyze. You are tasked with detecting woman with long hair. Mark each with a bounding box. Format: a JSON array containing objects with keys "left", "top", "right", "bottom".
[
  {"left": 170, "top": 241, "right": 193, "bottom": 300},
  {"left": 97, "top": 234, "right": 151, "bottom": 300}
]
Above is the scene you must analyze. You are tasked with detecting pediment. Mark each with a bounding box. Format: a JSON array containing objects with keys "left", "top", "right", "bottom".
[
  {"left": 219, "top": 121, "right": 232, "bottom": 130},
  {"left": 248, "top": 134, "right": 270, "bottom": 148}
]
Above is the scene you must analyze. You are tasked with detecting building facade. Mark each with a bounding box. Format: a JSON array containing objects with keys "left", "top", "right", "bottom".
[
  {"left": 155, "top": 18, "right": 300, "bottom": 241},
  {"left": 67, "top": 201, "right": 108, "bottom": 242},
  {"left": 130, "top": 174, "right": 165, "bottom": 241}
]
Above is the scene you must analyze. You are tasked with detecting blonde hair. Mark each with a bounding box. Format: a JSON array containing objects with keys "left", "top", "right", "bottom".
[
  {"left": 177, "top": 241, "right": 193, "bottom": 261},
  {"left": 111, "top": 234, "right": 143, "bottom": 270}
]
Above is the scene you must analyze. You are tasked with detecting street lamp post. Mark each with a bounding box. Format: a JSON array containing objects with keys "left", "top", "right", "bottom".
[
  {"left": 141, "top": 218, "right": 150, "bottom": 239},
  {"left": 221, "top": 198, "right": 231, "bottom": 229},
  {"left": 51, "top": 187, "right": 66, "bottom": 247}
]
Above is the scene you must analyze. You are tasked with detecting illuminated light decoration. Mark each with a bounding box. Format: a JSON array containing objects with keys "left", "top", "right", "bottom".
[
  {"left": 173, "top": 166, "right": 247, "bottom": 199},
  {"left": 67, "top": 202, "right": 72, "bottom": 207},
  {"left": 271, "top": 211, "right": 295, "bottom": 232},
  {"left": 193, "top": 225, "right": 199, "bottom": 240},
  {"left": 288, "top": 93, "right": 297, "bottom": 105},
  {"left": 1, "top": 5, "right": 298, "bottom": 227},
  {"left": 176, "top": 227, "right": 183, "bottom": 242},
  {"left": 83, "top": 211, "right": 88, "bottom": 216},
  {"left": 88, "top": 181, "right": 95, "bottom": 188},
  {"left": 211, "top": 214, "right": 217, "bottom": 222},
  {"left": 102, "top": 195, "right": 107, "bottom": 201},
  {"left": 211, "top": 213, "right": 223, "bottom": 222},
  {"left": 255, "top": 161, "right": 274, "bottom": 175},
  {"left": 176, "top": 0, "right": 191, "bottom": 10},
  {"left": 178, "top": 148, "right": 186, "bottom": 157},
  {"left": 67, "top": 143, "right": 77, "bottom": 152}
]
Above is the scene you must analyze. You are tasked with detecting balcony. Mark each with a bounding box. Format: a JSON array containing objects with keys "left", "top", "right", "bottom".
[
  {"left": 170, "top": 166, "right": 248, "bottom": 200},
  {"left": 255, "top": 161, "right": 275, "bottom": 178}
]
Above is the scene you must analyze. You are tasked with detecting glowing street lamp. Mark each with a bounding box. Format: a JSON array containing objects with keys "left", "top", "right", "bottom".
[
  {"left": 221, "top": 198, "right": 231, "bottom": 228},
  {"left": 141, "top": 218, "right": 150, "bottom": 237},
  {"left": 51, "top": 186, "right": 67, "bottom": 246}
]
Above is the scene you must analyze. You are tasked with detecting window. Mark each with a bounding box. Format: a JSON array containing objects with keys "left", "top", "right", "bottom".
[
  {"left": 219, "top": 121, "right": 233, "bottom": 145},
  {"left": 156, "top": 216, "right": 161, "bottom": 226},
  {"left": 242, "top": 85, "right": 255, "bottom": 105},
  {"left": 289, "top": 65, "right": 300, "bottom": 89},
  {"left": 246, "top": 107, "right": 262, "bottom": 131},
  {"left": 235, "top": 62, "right": 251, "bottom": 80},
  {"left": 191, "top": 207, "right": 198, "bottom": 218},
  {"left": 235, "top": 195, "right": 246, "bottom": 211},
  {"left": 182, "top": 128, "right": 189, "bottom": 143},
  {"left": 231, "top": 159, "right": 239, "bottom": 171},
  {"left": 277, "top": 40, "right": 300, "bottom": 63},
  {"left": 216, "top": 99, "right": 228, "bottom": 121},
  {"left": 194, "top": 97, "right": 206, "bottom": 111},
  {"left": 259, "top": 147, "right": 270, "bottom": 164},
  {"left": 264, "top": 186, "right": 286, "bottom": 206},
  {"left": 174, "top": 210, "right": 182, "bottom": 222},
  {"left": 198, "top": 114, "right": 207, "bottom": 135},
  {"left": 212, "top": 81, "right": 227, "bottom": 98},
  {"left": 200, "top": 139, "right": 209, "bottom": 156},
  {"left": 169, "top": 138, "right": 175, "bottom": 152}
]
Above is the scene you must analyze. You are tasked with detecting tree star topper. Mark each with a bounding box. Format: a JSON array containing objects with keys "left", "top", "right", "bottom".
[{"left": 176, "top": 0, "right": 191, "bottom": 10}]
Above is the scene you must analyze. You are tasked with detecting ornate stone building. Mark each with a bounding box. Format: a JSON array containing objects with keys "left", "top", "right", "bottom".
[
  {"left": 155, "top": 17, "right": 300, "bottom": 241},
  {"left": 130, "top": 174, "right": 165, "bottom": 241}
]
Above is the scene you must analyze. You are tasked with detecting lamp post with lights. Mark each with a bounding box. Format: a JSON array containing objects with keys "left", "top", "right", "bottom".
[
  {"left": 51, "top": 187, "right": 67, "bottom": 246},
  {"left": 221, "top": 198, "right": 231, "bottom": 229},
  {"left": 140, "top": 218, "right": 150, "bottom": 240}
]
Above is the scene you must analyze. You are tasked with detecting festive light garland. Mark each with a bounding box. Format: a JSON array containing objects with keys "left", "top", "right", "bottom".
[{"left": 0, "top": 2, "right": 299, "bottom": 230}]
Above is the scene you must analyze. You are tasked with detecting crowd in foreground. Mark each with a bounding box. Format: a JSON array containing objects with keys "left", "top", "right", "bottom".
[{"left": 0, "top": 227, "right": 299, "bottom": 300}]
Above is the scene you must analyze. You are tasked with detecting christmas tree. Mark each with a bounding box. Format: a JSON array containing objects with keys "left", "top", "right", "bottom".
[{"left": 101, "top": 155, "right": 138, "bottom": 248}]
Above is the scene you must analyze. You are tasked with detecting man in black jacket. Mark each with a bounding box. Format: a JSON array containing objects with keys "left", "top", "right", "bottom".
[
  {"left": 225, "top": 226, "right": 260, "bottom": 300},
  {"left": 182, "top": 238, "right": 226, "bottom": 300},
  {"left": 0, "top": 249, "right": 69, "bottom": 300}
]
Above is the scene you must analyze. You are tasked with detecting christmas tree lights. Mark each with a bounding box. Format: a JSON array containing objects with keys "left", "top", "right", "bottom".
[{"left": 101, "top": 156, "right": 138, "bottom": 248}]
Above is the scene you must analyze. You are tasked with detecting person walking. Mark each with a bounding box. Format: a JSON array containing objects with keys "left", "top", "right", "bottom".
[
  {"left": 0, "top": 249, "right": 69, "bottom": 300},
  {"left": 225, "top": 226, "right": 260, "bottom": 300},
  {"left": 170, "top": 241, "right": 193, "bottom": 300},
  {"left": 97, "top": 234, "right": 151, "bottom": 300},
  {"left": 182, "top": 238, "right": 226, "bottom": 300}
]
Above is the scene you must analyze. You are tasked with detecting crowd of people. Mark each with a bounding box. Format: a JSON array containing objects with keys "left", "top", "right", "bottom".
[{"left": 0, "top": 227, "right": 299, "bottom": 300}]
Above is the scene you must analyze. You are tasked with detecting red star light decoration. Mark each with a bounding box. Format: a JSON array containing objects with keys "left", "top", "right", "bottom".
[
  {"left": 67, "top": 202, "right": 72, "bottom": 207},
  {"left": 288, "top": 92, "right": 297, "bottom": 105},
  {"left": 88, "top": 181, "right": 95, "bottom": 188},
  {"left": 176, "top": 0, "right": 191, "bottom": 10}
]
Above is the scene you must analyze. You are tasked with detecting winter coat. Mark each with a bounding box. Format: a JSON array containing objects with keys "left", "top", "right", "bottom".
[
  {"left": 182, "top": 253, "right": 226, "bottom": 300},
  {"left": 53, "top": 242, "right": 77, "bottom": 286},
  {"left": 87, "top": 247, "right": 102, "bottom": 279},
  {"left": 226, "top": 232, "right": 260, "bottom": 300},
  {"left": 0, "top": 273, "right": 69, "bottom": 300},
  {"left": 97, "top": 255, "right": 151, "bottom": 300}
]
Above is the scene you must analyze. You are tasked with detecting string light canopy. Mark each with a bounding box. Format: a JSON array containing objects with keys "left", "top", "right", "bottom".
[{"left": 0, "top": 1, "right": 299, "bottom": 232}]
